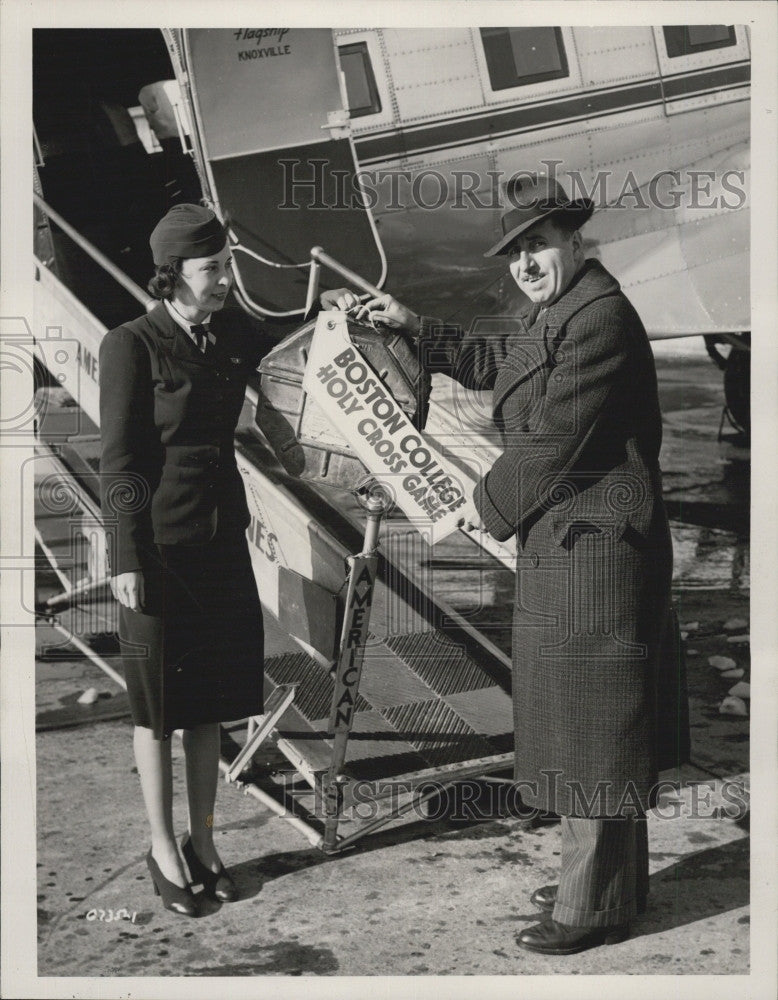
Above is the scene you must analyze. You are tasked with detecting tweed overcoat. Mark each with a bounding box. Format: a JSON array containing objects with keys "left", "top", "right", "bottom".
[
  {"left": 98, "top": 302, "right": 266, "bottom": 737},
  {"left": 420, "top": 259, "right": 690, "bottom": 816}
]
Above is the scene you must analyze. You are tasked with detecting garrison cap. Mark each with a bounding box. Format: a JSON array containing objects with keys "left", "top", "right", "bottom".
[{"left": 149, "top": 204, "right": 228, "bottom": 266}]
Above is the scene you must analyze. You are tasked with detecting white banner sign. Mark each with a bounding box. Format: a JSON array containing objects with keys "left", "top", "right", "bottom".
[{"left": 303, "top": 312, "right": 471, "bottom": 543}]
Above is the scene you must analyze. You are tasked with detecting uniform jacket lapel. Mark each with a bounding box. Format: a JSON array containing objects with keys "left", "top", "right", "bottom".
[{"left": 145, "top": 301, "right": 216, "bottom": 367}]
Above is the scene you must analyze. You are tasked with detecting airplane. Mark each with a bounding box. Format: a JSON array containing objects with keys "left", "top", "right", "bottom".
[
  {"left": 31, "top": 23, "right": 752, "bottom": 609},
  {"left": 28, "top": 23, "right": 751, "bottom": 849},
  {"left": 32, "top": 25, "right": 750, "bottom": 433}
]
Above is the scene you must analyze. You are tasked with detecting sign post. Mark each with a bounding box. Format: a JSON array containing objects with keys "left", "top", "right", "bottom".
[
  {"left": 321, "top": 489, "right": 385, "bottom": 852},
  {"left": 300, "top": 312, "right": 512, "bottom": 851}
]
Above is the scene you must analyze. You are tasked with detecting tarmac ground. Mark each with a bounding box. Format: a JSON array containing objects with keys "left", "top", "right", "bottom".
[{"left": 28, "top": 353, "right": 756, "bottom": 988}]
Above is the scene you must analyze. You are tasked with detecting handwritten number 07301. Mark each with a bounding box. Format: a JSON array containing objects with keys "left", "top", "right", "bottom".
[{"left": 85, "top": 908, "right": 137, "bottom": 923}]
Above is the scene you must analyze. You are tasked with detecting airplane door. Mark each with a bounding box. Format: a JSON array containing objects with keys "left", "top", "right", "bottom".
[{"left": 178, "top": 29, "right": 386, "bottom": 317}]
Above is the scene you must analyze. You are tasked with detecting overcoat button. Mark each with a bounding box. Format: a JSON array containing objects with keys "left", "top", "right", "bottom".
[{"left": 531, "top": 553, "right": 539, "bottom": 568}]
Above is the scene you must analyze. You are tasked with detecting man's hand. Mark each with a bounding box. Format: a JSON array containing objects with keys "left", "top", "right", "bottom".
[
  {"left": 355, "top": 294, "right": 421, "bottom": 335},
  {"left": 321, "top": 288, "right": 420, "bottom": 335},
  {"left": 457, "top": 502, "right": 488, "bottom": 535},
  {"left": 111, "top": 571, "right": 145, "bottom": 612}
]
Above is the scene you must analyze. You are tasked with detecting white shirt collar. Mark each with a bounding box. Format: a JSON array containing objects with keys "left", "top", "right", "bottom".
[{"left": 164, "top": 298, "right": 212, "bottom": 337}]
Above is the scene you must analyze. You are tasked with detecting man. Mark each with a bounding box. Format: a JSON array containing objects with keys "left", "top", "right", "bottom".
[{"left": 330, "top": 174, "right": 689, "bottom": 955}]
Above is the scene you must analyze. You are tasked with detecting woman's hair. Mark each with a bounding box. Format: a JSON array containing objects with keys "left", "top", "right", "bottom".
[{"left": 147, "top": 257, "right": 184, "bottom": 300}]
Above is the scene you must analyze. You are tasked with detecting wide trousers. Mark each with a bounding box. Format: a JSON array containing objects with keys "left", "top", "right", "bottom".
[{"left": 552, "top": 816, "right": 649, "bottom": 927}]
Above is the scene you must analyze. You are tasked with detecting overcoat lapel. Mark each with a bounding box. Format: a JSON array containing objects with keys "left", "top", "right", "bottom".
[
  {"left": 491, "top": 261, "right": 622, "bottom": 412},
  {"left": 491, "top": 337, "right": 549, "bottom": 412},
  {"left": 490, "top": 304, "right": 546, "bottom": 412},
  {"left": 540, "top": 259, "right": 621, "bottom": 337}
]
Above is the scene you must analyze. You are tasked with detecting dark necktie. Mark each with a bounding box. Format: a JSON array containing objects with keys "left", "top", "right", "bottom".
[{"left": 190, "top": 323, "right": 211, "bottom": 354}]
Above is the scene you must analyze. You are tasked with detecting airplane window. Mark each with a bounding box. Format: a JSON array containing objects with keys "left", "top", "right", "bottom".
[
  {"left": 338, "top": 42, "right": 382, "bottom": 118},
  {"left": 480, "top": 27, "right": 568, "bottom": 91},
  {"left": 663, "top": 25, "right": 736, "bottom": 59}
]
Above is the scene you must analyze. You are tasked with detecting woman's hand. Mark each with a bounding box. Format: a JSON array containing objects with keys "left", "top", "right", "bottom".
[
  {"left": 111, "top": 571, "right": 145, "bottom": 612},
  {"left": 320, "top": 288, "right": 366, "bottom": 312},
  {"left": 321, "top": 288, "right": 420, "bottom": 335}
]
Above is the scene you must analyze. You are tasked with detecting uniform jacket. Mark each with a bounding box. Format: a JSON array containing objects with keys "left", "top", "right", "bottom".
[
  {"left": 419, "top": 259, "right": 689, "bottom": 815},
  {"left": 98, "top": 301, "right": 264, "bottom": 575}
]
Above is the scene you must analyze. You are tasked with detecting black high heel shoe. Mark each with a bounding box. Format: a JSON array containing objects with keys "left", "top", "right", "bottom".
[
  {"left": 145, "top": 850, "right": 198, "bottom": 917},
  {"left": 181, "top": 836, "right": 238, "bottom": 902}
]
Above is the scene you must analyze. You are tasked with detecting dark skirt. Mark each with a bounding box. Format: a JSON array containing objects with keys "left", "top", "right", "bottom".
[{"left": 118, "top": 527, "right": 264, "bottom": 739}]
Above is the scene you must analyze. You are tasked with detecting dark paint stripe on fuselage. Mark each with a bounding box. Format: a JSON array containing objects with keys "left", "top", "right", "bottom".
[{"left": 353, "top": 61, "right": 750, "bottom": 164}]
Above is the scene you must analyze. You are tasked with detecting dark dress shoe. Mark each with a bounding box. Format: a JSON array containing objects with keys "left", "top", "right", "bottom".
[
  {"left": 530, "top": 884, "right": 647, "bottom": 915},
  {"left": 145, "top": 850, "right": 198, "bottom": 917},
  {"left": 517, "top": 918, "right": 630, "bottom": 955},
  {"left": 181, "top": 836, "right": 238, "bottom": 902},
  {"left": 530, "top": 884, "right": 557, "bottom": 911}
]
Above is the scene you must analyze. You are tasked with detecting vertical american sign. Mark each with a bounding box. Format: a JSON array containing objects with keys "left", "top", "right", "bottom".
[{"left": 327, "top": 555, "right": 376, "bottom": 735}]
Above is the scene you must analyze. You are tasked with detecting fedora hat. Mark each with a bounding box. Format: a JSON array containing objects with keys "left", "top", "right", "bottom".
[{"left": 484, "top": 174, "right": 594, "bottom": 257}]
